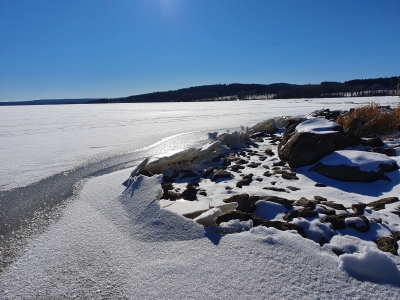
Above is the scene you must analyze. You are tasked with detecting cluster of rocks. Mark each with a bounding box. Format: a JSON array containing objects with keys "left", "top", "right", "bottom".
[
  {"left": 135, "top": 114, "right": 400, "bottom": 257},
  {"left": 277, "top": 118, "right": 399, "bottom": 182}
]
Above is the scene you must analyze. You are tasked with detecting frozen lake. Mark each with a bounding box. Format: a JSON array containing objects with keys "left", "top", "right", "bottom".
[
  {"left": 1, "top": 96, "right": 400, "bottom": 298},
  {"left": 1, "top": 97, "right": 397, "bottom": 191}
]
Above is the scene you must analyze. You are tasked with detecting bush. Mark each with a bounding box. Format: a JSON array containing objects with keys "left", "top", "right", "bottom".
[{"left": 336, "top": 102, "right": 400, "bottom": 137}]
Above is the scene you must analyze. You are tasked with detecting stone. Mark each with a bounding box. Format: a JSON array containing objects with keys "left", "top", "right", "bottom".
[
  {"left": 287, "top": 186, "right": 301, "bottom": 191},
  {"left": 324, "top": 201, "right": 346, "bottom": 211},
  {"left": 315, "top": 183, "right": 326, "bottom": 187},
  {"left": 282, "top": 173, "right": 299, "bottom": 180},
  {"left": 215, "top": 211, "right": 253, "bottom": 224},
  {"left": 314, "top": 195, "right": 327, "bottom": 201},
  {"left": 211, "top": 170, "right": 234, "bottom": 182},
  {"left": 283, "top": 207, "right": 318, "bottom": 221},
  {"left": 310, "top": 151, "right": 399, "bottom": 182},
  {"left": 347, "top": 216, "right": 370, "bottom": 232},
  {"left": 236, "top": 174, "right": 253, "bottom": 188},
  {"left": 367, "top": 196, "right": 399, "bottom": 210},
  {"left": 311, "top": 162, "right": 398, "bottom": 183},
  {"left": 375, "top": 237, "right": 399, "bottom": 255},
  {"left": 273, "top": 160, "right": 286, "bottom": 167},
  {"left": 263, "top": 187, "right": 288, "bottom": 193},
  {"left": 320, "top": 213, "right": 367, "bottom": 230},
  {"left": 351, "top": 203, "right": 366, "bottom": 215},
  {"left": 223, "top": 194, "right": 252, "bottom": 213},
  {"left": 203, "top": 167, "right": 215, "bottom": 178},
  {"left": 369, "top": 147, "right": 397, "bottom": 157},
  {"left": 181, "top": 186, "right": 198, "bottom": 201},
  {"left": 140, "top": 170, "right": 154, "bottom": 177},
  {"left": 250, "top": 195, "right": 293, "bottom": 209},
  {"left": 293, "top": 197, "right": 316, "bottom": 209},
  {"left": 247, "top": 162, "right": 261, "bottom": 168}
]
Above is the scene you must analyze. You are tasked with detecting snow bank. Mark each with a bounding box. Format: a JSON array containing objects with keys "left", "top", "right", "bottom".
[
  {"left": 339, "top": 250, "right": 400, "bottom": 285},
  {"left": 317, "top": 150, "right": 397, "bottom": 173}
]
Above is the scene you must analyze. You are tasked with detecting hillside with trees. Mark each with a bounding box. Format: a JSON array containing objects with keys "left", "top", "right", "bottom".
[{"left": 89, "top": 76, "right": 399, "bottom": 104}]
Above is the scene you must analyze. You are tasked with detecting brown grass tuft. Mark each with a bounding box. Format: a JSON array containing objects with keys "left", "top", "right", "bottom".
[{"left": 336, "top": 102, "right": 400, "bottom": 137}]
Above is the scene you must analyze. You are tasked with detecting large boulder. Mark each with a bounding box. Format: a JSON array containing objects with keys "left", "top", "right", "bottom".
[
  {"left": 310, "top": 150, "right": 399, "bottom": 182},
  {"left": 278, "top": 118, "right": 365, "bottom": 168}
]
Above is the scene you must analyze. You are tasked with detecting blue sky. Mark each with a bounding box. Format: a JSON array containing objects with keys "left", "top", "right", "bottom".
[{"left": 0, "top": 0, "right": 399, "bottom": 101}]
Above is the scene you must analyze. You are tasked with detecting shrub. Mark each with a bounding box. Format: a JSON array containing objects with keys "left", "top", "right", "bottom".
[{"left": 336, "top": 102, "right": 400, "bottom": 137}]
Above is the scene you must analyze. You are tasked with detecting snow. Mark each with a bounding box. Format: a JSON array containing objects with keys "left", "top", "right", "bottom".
[
  {"left": 316, "top": 150, "right": 397, "bottom": 173},
  {"left": 2, "top": 96, "right": 400, "bottom": 298},
  {"left": 339, "top": 250, "right": 400, "bottom": 285},
  {"left": 296, "top": 117, "right": 340, "bottom": 134},
  {"left": 1, "top": 96, "right": 397, "bottom": 191}
]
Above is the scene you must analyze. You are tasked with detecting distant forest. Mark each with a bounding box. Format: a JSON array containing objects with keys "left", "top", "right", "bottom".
[{"left": 89, "top": 76, "right": 400, "bottom": 104}]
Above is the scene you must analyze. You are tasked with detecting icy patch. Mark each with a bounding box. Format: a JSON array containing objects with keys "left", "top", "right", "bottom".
[
  {"left": 339, "top": 250, "right": 400, "bottom": 285},
  {"left": 317, "top": 150, "right": 397, "bottom": 173},
  {"left": 296, "top": 118, "right": 340, "bottom": 134}
]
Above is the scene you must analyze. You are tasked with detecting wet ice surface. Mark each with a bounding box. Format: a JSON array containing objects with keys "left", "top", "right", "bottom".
[{"left": 1, "top": 96, "right": 400, "bottom": 298}]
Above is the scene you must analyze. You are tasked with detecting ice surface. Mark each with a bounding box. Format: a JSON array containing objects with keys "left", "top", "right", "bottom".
[
  {"left": 2, "top": 96, "right": 400, "bottom": 298},
  {"left": 317, "top": 150, "right": 397, "bottom": 172},
  {"left": 1, "top": 97, "right": 397, "bottom": 190}
]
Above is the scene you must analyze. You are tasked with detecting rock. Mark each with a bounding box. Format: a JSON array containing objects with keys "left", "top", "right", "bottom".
[
  {"left": 324, "top": 201, "right": 346, "bottom": 211},
  {"left": 211, "top": 170, "right": 234, "bottom": 182},
  {"left": 283, "top": 207, "right": 318, "bottom": 221},
  {"left": 203, "top": 167, "right": 215, "bottom": 178},
  {"left": 346, "top": 216, "right": 370, "bottom": 232},
  {"left": 230, "top": 164, "right": 245, "bottom": 171},
  {"left": 282, "top": 173, "right": 299, "bottom": 180},
  {"left": 255, "top": 178, "right": 263, "bottom": 182},
  {"left": 161, "top": 183, "right": 174, "bottom": 190},
  {"left": 278, "top": 118, "right": 372, "bottom": 168},
  {"left": 250, "top": 195, "right": 293, "bottom": 209},
  {"left": 320, "top": 213, "right": 363, "bottom": 230},
  {"left": 250, "top": 216, "right": 306, "bottom": 237},
  {"left": 375, "top": 237, "right": 399, "bottom": 255},
  {"left": 263, "top": 187, "right": 288, "bottom": 193},
  {"left": 215, "top": 210, "right": 253, "bottom": 224},
  {"left": 236, "top": 174, "right": 253, "bottom": 188},
  {"left": 237, "top": 159, "right": 248, "bottom": 165},
  {"left": 315, "top": 183, "right": 326, "bottom": 187},
  {"left": 314, "top": 196, "right": 327, "bottom": 201},
  {"left": 310, "top": 151, "right": 399, "bottom": 182},
  {"left": 273, "top": 160, "right": 286, "bottom": 167},
  {"left": 320, "top": 208, "right": 336, "bottom": 215},
  {"left": 140, "top": 170, "right": 154, "bottom": 177},
  {"left": 351, "top": 203, "right": 367, "bottom": 215},
  {"left": 198, "top": 191, "right": 207, "bottom": 197},
  {"left": 293, "top": 197, "right": 316, "bottom": 209},
  {"left": 364, "top": 137, "right": 384, "bottom": 148},
  {"left": 369, "top": 147, "right": 397, "bottom": 157},
  {"left": 163, "top": 175, "right": 174, "bottom": 183},
  {"left": 181, "top": 186, "right": 198, "bottom": 201},
  {"left": 173, "top": 170, "right": 198, "bottom": 180},
  {"left": 287, "top": 186, "right": 301, "bottom": 191},
  {"left": 265, "top": 148, "right": 275, "bottom": 156},
  {"left": 223, "top": 194, "right": 253, "bottom": 212},
  {"left": 367, "top": 196, "right": 399, "bottom": 210},
  {"left": 247, "top": 162, "right": 261, "bottom": 168},
  {"left": 215, "top": 211, "right": 306, "bottom": 237}
]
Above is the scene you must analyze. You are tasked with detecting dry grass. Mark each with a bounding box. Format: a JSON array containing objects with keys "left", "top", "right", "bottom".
[{"left": 336, "top": 102, "right": 400, "bottom": 137}]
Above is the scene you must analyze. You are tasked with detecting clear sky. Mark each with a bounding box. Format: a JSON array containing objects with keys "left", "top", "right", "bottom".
[{"left": 0, "top": 0, "right": 399, "bottom": 102}]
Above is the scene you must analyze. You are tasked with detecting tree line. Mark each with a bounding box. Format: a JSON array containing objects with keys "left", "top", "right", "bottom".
[{"left": 87, "top": 76, "right": 399, "bottom": 104}]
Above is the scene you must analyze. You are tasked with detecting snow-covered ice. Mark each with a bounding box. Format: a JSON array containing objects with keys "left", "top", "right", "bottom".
[{"left": 1, "top": 96, "right": 400, "bottom": 299}]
